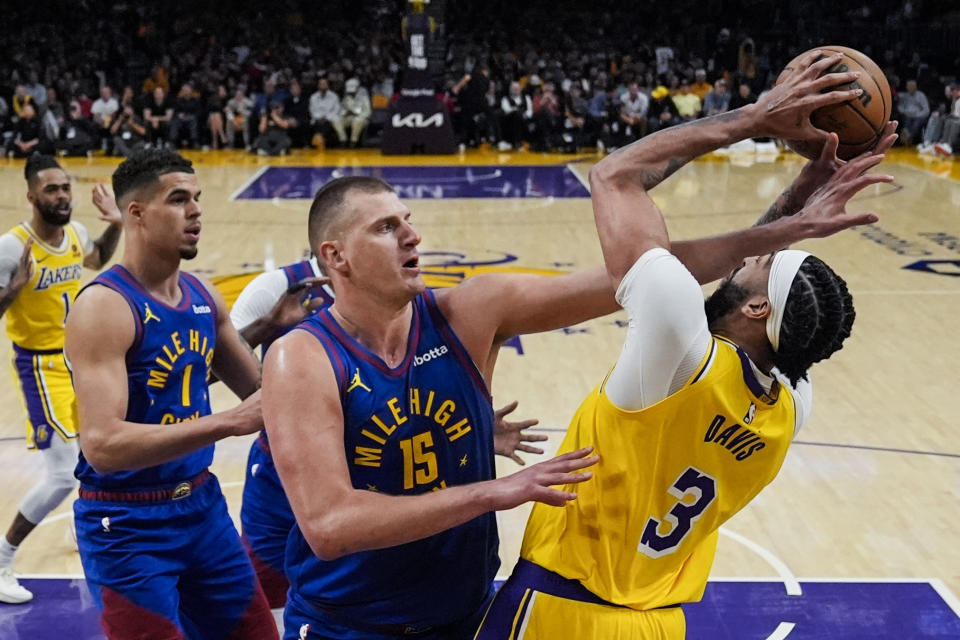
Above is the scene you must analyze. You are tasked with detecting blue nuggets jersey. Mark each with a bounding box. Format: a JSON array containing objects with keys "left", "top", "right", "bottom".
[
  {"left": 74, "top": 265, "right": 218, "bottom": 490},
  {"left": 285, "top": 289, "right": 498, "bottom": 630}
]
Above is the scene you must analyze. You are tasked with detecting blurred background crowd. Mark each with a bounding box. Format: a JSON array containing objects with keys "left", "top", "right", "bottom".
[{"left": 1, "top": 0, "right": 957, "bottom": 157}]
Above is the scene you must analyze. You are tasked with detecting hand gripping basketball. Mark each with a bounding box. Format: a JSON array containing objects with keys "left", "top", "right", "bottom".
[{"left": 752, "top": 50, "right": 863, "bottom": 142}]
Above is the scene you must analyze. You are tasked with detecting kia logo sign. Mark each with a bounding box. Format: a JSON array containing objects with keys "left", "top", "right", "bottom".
[{"left": 392, "top": 112, "right": 445, "bottom": 128}]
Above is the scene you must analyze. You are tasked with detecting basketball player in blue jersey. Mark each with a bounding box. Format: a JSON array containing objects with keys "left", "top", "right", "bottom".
[
  {"left": 475, "top": 52, "right": 898, "bottom": 639},
  {"left": 259, "top": 101, "right": 885, "bottom": 638},
  {"left": 0, "top": 154, "right": 123, "bottom": 604},
  {"left": 232, "top": 250, "right": 547, "bottom": 625},
  {"left": 64, "top": 149, "right": 278, "bottom": 639}
]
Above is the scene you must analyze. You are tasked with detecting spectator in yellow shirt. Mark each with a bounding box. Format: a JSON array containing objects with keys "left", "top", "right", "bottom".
[
  {"left": 691, "top": 69, "right": 713, "bottom": 101},
  {"left": 672, "top": 80, "right": 702, "bottom": 121}
]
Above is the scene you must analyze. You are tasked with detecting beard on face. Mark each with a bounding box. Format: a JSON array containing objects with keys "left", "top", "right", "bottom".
[
  {"left": 704, "top": 278, "right": 752, "bottom": 330},
  {"left": 179, "top": 246, "right": 198, "bottom": 260},
  {"left": 36, "top": 199, "right": 72, "bottom": 226}
]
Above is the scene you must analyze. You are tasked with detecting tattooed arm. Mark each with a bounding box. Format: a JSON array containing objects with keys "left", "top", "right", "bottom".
[
  {"left": 590, "top": 50, "right": 864, "bottom": 285},
  {"left": 756, "top": 120, "right": 898, "bottom": 226}
]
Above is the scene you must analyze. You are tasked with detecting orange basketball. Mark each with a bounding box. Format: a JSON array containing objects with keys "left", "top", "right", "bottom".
[{"left": 777, "top": 45, "right": 892, "bottom": 160}]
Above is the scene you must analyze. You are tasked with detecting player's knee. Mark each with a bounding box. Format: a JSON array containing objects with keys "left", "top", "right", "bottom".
[{"left": 48, "top": 469, "right": 79, "bottom": 495}]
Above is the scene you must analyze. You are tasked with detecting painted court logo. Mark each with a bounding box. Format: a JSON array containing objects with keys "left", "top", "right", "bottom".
[{"left": 414, "top": 345, "right": 448, "bottom": 367}]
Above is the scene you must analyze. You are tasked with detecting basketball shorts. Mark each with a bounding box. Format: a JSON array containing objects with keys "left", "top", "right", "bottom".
[
  {"left": 474, "top": 559, "right": 685, "bottom": 640},
  {"left": 284, "top": 586, "right": 494, "bottom": 640},
  {"left": 74, "top": 470, "right": 278, "bottom": 640},
  {"left": 10, "top": 345, "right": 78, "bottom": 449},
  {"left": 240, "top": 435, "right": 295, "bottom": 608}
]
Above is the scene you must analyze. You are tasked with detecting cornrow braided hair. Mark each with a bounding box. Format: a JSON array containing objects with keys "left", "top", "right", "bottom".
[{"left": 771, "top": 256, "right": 855, "bottom": 386}]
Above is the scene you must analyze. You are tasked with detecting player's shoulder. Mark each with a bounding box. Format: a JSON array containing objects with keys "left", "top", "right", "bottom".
[
  {"left": 69, "top": 281, "right": 138, "bottom": 338},
  {"left": 1, "top": 224, "right": 28, "bottom": 244},
  {"left": 265, "top": 323, "right": 336, "bottom": 375}
]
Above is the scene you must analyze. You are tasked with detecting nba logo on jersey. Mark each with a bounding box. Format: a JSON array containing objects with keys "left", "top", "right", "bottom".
[
  {"left": 744, "top": 402, "right": 757, "bottom": 425},
  {"left": 299, "top": 623, "right": 310, "bottom": 639}
]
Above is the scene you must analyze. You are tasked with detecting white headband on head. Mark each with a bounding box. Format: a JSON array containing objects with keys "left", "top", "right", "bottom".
[{"left": 765, "top": 250, "right": 811, "bottom": 352}]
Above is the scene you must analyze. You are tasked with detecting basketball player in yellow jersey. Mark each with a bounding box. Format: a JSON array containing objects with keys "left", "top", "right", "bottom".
[
  {"left": 476, "top": 50, "right": 899, "bottom": 639},
  {"left": 0, "top": 154, "right": 123, "bottom": 604}
]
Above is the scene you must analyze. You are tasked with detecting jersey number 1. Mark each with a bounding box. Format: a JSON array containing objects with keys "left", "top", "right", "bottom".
[
  {"left": 638, "top": 466, "right": 717, "bottom": 559},
  {"left": 61, "top": 292, "right": 71, "bottom": 326}
]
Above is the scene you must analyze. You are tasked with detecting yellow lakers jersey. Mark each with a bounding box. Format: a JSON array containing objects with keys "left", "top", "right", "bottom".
[
  {"left": 5, "top": 223, "right": 86, "bottom": 351},
  {"left": 521, "top": 337, "right": 796, "bottom": 610}
]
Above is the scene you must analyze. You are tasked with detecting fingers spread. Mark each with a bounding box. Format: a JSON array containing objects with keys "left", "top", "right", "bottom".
[
  {"left": 517, "top": 444, "right": 545, "bottom": 454},
  {"left": 804, "top": 88, "right": 862, "bottom": 111},
  {"left": 819, "top": 132, "right": 840, "bottom": 161},
  {"left": 521, "top": 433, "right": 548, "bottom": 443},
  {"left": 807, "top": 53, "right": 843, "bottom": 77},
  {"left": 495, "top": 400, "right": 519, "bottom": 418},
  {"left": 809, "top": 71, "right": 860, "bottom": 93}
]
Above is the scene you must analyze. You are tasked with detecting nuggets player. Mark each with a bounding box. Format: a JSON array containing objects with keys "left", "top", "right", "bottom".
[
  {"left": 0, "top": 154, "right": 122, "bottom": 604},
  {"left": 65, "top": 150, "right": 277, "bottom": 639},
  {"left": 475, "top": 51, "right": 896, "bottom": 639},
  {"left": 231, "top": 253, "right": 547, "bottom": 627}
]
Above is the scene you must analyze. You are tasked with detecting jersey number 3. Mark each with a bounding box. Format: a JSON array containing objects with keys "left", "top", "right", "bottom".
[{"left": 638, "top": 466, "right": 717, "bottom": 559}]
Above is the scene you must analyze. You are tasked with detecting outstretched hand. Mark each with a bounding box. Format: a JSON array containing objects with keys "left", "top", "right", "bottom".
[
  {"left": 91, "top": 183, "right": 123, "bottom": 226},
  {"left": 8, "top": 239, "right": 34, "bottom": 293},
  {"left": 753, "top": 50, "right": 864, "bottom": 141},
  {"left": 493, "top": 400, "right": 547, "bottom": 465},
  {"left": 802, "top": 120, "right": 899, "bottom": 182},
  {"left": 488, "top": 446, "right": 598, "bottom": 510},
  {"left": 266, "top": 276, "right": 331, "bottom": 331},
  {"left": 793, "top": 132, "right": 895, "bottom": 238}
]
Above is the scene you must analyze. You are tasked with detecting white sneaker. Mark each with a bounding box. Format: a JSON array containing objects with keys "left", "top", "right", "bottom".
[
  {"left": 497, "top": 140, "right": 512, "bottom": 151},
  {"left": 934, "top": 142, "right": 953, "bottom": 157},
  {"left": 917, "top": 142, "right": 934, "bottom": 154},
  {"left": 0, "top": 567, "right": 33, "bottom": 604}
]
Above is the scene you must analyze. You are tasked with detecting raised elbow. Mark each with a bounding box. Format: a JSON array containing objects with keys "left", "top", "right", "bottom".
[{"left": 589, "top": 159, "right": 625, "bottom": 190}]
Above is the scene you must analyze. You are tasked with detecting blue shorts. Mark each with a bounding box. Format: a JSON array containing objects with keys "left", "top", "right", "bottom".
[
  {"left": 283, "top": 586, "right": 495, "bottom": 640},
  {"left": 74, "top": 471, "right": 278, "bottom": 640},
  {"left": 240, "top": 435, "right": 295, "bottom": 608}
]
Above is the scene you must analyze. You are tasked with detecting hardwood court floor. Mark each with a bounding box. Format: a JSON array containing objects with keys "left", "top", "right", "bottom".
[{"left": 0, "top": 146, "right": 957, "bottom": 634}]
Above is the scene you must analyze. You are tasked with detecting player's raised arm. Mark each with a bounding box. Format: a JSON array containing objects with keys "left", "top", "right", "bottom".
[
  {"left": 263, "top": 330, "right": 596, "bottom": 561},
  {"left": 590, "top": 50, "right": 865, "bottom": 285},
  {"left": 66, "top": 285, "right": 262, "bottom": 474}
]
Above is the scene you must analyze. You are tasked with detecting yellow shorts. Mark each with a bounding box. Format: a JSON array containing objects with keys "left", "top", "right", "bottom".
[
  {"left": 10, "top": 346, "right": 79, "bottom": 449},
  {"left": 476, "top": 560, "right": 686, "bottom": 640}
]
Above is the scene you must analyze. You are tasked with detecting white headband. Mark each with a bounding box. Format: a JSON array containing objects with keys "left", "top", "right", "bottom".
[{"left": 765, "top": 250, "right": 811, "bottom": 352}]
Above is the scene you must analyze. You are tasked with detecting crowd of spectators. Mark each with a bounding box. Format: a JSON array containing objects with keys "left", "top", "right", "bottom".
[{"left": 1, "top": 0, "right": 957, "bottom": 157}]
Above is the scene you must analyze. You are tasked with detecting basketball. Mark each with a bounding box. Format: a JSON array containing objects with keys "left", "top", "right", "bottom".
[{"left": 777, "top": 45, "right": 892, "bottom": 160}]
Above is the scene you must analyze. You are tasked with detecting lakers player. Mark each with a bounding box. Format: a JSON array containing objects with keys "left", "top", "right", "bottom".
[
  {"left": 475, "top": 51, "right": 897, "bottom": 639},
  {"left": 0, "top": 154, "right": 122, "bottom": 604}
]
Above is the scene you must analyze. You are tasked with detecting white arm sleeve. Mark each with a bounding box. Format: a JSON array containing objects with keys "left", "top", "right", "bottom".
[
  {"left": 605, "top": 248, "right": 712, "bottom": 411},
  {"left": 72, "top": 222, "right": 95, "bottom": 256},
  {"left": 229, "top": 269, "right": 290, "bottom": 331},
  {"left": 774, "top": 371, "right": 813, "bottom": 435},
  {"left": 0, "top": 233, "right": 25, "bottom": 289}
]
